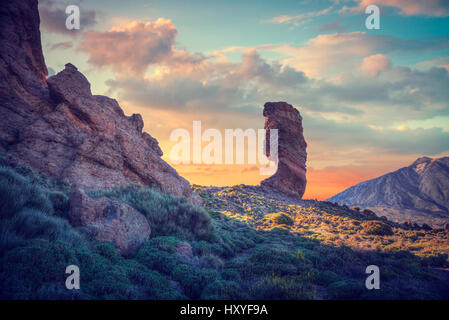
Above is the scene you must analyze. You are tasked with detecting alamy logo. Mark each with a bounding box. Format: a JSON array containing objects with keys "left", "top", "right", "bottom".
[
  {"left": 365, "top": 265, "right": 380, "bottom": 290},
  {"left": 169, "top": 121, "right": 279, "bottom": 175},
  {"left": 65, "top": 265, "right": 80, "bottom": 290},
  {"left": 65, "top": 5, "right": 80, "bottom": 30},
  {"left": 365, "top": 5, "right": 380, "bottom": 29}
]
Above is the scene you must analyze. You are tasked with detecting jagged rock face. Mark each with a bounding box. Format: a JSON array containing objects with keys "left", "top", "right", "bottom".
[
  {"left": 327, "top": 157, "right": 449, "bottom": 226},
  {"left": 70, "top": 189, "right": 151, "bottom": 257},
  {"left": 0, "top": 0, "right": 196, "bottom": 201},
  {"left": 261, "top": 102, "right": 307, "bottom": 198}
]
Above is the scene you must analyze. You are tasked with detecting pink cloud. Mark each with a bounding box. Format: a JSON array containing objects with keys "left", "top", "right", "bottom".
[
  {"left": 78, "top": 19, "right": 199, "bottom": 75},
  {"left": 359, "top": 54, "right": 392, "bottom": 77}
]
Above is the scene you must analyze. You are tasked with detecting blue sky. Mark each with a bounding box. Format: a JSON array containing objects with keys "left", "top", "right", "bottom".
[{"left": 38, "top": 0, "right": 449, "bottom": 198}]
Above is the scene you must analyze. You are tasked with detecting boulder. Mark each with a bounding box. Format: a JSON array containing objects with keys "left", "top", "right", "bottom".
[
  {"left": 261, "top": 102, "right": 307, "bottom": 198},
  {"left": 69, "top": 189, "right": 150, "bottom": 257}
]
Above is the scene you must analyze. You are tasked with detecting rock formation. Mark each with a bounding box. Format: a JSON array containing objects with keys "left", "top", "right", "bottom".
[
  {"left": 0, "top": 0, "right": 202, "bottom": 254},
  {"left": 0, "top": 0, "right": 195, "bottom": 201},
  {"left": 70, "top": 189, "right": 151, "bottom": 256},
  {"left": 261, "top": 102, "right": 307, "bottom": 198},
  {"left": 327, "top": 157, "right": 449, "bottom": 226}
]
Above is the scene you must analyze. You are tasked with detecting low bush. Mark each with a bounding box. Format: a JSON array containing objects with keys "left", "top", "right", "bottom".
[
  {"left": 90, "top": 185, "right": 215, "bottom": 241},
  {"left": 250, "top": 275, "right": 315, "bottom": 300},
  {"left": 265, "top": 212, "right": 294, "bottom": 226},
  {"left": 201, "top": 280, "right": 243, "bottom": 299},
  {"left": 315, "top": 270, "right": 343, "bottom": 286},
  {"left": 171, "top": 264, "right": 220, "bottom": 299},
  {"left": 134, "top": 237, "right": 180, "bottom": 275},
  {"left": 0, "top": 167, "right": 53, "bottom": 218},
  {"left": 0, "top": 208, "right": 84, "bottom": 253},
  {"left": 327, "top": 280, "right": 365, "bottom": 299},
  {"left": 362, "top": 221, "right": 394, "bottom": 236}
]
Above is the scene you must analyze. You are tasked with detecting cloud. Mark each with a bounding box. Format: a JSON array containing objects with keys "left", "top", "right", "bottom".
[
  {"left": 88, "top": 18, "right": 448, "bottom": 174},
  {"left": 78, "top": 19, "right": 176, "bottom": 75},
  {"left": 359, "top": 54, "right": 392, "bottom": 77},
  {"left": 225, "top": 49, "right": 307, "bottom": 88},
  {"left": 106, "top": 75, "right": 248, "bottom": 112},
  {"left": 225, "top": 32, "right": 449, "bottom": 78},
  {"left": 104, "top": 32, "right": 449, "bottom": 124},
  {"left": 343, "top": 0, "right": 449, "bottom": 17},
  {"left": 50, "top": 41, "right": 73, "bottom": 50},
  {"left": 78, "top": 19, "right": 207, "bottom": 76},
  {"left": 264, "top": 3, "right": 336, "bottom": 28},
  {"left": 39, "top": 0, "right": 97, "bottom": 35},
  {"left": 304, "top": 112, "right": 449, "bottom": 155},
  {"left": 415, "top": 57, "right": 449, "bottom": 72},
  {"left": 318, "top": 19, "right": 347, "bottom": 33}
]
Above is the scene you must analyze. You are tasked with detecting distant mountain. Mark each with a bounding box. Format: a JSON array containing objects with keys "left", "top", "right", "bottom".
[{"left": 327, "top": 157, "right": 449, "bottom": 226}]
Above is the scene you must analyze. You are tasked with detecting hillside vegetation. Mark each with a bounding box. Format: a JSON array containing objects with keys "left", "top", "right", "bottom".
[{"left": 0, "top": 154, "right": 448, "bottom": 299}]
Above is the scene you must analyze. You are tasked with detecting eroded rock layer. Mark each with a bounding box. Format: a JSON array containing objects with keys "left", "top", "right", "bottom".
[
  {"left": 0, "top": 0, "right": 194, "bottom": 201},
  {"left": 261, "top": 102, "right": 307, "bottom": 198}
]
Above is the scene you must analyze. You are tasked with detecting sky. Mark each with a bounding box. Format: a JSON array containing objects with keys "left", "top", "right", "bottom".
[{"left": 38, "top": 0, "right": 449, "bottom": 200}]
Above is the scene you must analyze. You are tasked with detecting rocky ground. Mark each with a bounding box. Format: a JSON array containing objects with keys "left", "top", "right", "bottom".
[{"left": 194, "top": 184, "right": 449, "bottom": 261}]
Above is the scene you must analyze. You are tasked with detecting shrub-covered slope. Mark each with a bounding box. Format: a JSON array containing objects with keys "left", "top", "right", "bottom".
[{"left": 1, "top": 155, "right": 448, "bottom": 299}]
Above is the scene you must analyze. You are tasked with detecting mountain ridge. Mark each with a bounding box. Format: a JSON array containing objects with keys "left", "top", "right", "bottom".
[{"left": 327, "top": 156, "right": 449, "bottom": 226}]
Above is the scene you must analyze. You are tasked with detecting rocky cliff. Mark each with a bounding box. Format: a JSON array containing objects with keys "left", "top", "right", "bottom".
[
  {"left": 261, "top": 102, "right": 307, "bottom": 198},
  {"left": 0, "top": 0, "right": 195, "bottom": 201},
  {"left": 327, "top": 157, "right": 449, "bottom": 226}
]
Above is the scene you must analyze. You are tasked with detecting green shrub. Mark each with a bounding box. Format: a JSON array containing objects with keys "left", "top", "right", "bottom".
[
  {"left": 362, "top": 221, "right": 394, "bottom": 236},
  {"left": 90, "top": 185, "right": 215, "bottom": 241},
  {"left": 94, "top": 242, "right": 121, "bottom": 263},
  {"left": 0, "top": 208, "right": 84, "bottom": 253},
  {"left": 228, "top": 246, "right": 305, "bottom": 277},
  {"left": 171, "top": 264, "right": 220, "bottom": 299},
  {"left": 0, "top": 240, "right": 81, "bottom": 299},
  {"left": 48, "top": 191, "right": 70, "bottom": 218},
  {"left": 200, "top": 280, "right": 243, "bottom": 299},
  {"left": 135, "top": 237, "right": 179, "bottom": 275},
  {"left": 327, "top": 280, "right": 365, "bottom": 299},
  {"left": 250, "top": 275, "right": 315, "bottom": 300},
  {"left": 199, "top": 254, "right": 224, "bottom": 269},
  {"left": 0, "top": 167, "right": 53, "bottom": 218},
  {"left": 265, "top": 212, "right": 294, "bottom": 226},
  {"left": 221, "top": 269, "right": 241, "bottom": 282},
  {"left": 315, "top": 270, "right": 343, "bottom": 286},
  {"left": 119, "top": 259, "right": 183, "bottom": 299}
]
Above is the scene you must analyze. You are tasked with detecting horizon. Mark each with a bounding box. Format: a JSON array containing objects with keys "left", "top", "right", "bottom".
[{"left": 39, "top": 0, "right": 449, "bottom": 200}]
